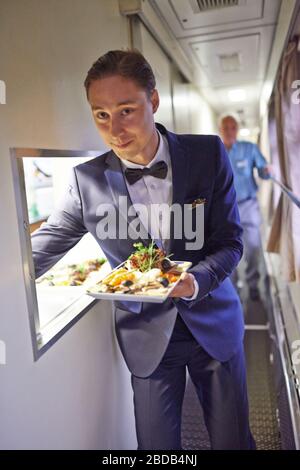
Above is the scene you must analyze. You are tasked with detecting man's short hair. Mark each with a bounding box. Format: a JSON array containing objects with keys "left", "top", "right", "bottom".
[
  {"left": 218, "top": 114, "right": 240, "bottom": 128},
  {"left": 84, "top": 49, "right": 156, "bottom": 99}
]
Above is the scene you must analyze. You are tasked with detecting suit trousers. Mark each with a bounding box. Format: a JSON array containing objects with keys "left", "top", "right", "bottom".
[
  {"left": 232, "top": 197, "right": 263, "bottom": 290},
  {"left": 131, "top": 314, "right": 256, "bottom": 450}
]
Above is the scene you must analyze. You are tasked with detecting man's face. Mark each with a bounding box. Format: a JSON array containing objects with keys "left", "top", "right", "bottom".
[
  {"left": 220, "top": 117, "right": 239, "bottom": 148},
  {"left": 88, "top": 75, "right": 159, "bottom": 163}
]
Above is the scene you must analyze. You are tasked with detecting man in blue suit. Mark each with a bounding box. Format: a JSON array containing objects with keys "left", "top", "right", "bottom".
[{"left": 32, "top": 50, "right": 255, "bottom": 450}]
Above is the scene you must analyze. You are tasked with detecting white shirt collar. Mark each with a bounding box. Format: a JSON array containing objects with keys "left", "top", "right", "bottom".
[{"left": 120, "top": 130, "right": 167, "bottom": 170}]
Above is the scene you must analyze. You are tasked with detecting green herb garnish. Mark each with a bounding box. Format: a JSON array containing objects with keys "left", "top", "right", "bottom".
[{"left": 128, "top": 240, "right": 172, "bottom": 272}]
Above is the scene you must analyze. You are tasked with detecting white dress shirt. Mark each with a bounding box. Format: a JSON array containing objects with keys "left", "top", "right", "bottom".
[{"left": 120, "top": 130, "right": 199, "bottom": 301}]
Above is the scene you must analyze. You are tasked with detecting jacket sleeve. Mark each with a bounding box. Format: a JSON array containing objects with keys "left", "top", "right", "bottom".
[
  {"left": 31, "top": 167, "right": 87, "bottom": 278},
  {"left": 252, "top": 143, "right": 270, "bottom": 180},
  {"left": 185, "top": 136, "right": 243, "bottom": 308}
]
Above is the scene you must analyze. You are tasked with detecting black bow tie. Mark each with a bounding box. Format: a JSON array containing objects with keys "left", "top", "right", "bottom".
[{"left": 124, "top": 160, "right": 168, "bottom": 185}]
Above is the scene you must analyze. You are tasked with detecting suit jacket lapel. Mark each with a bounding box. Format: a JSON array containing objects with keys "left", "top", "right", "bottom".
[
  {"left": 169, "top": 138, "right": 189, "bottom": 207},
  {"left": 157, "top": 125, "right": 189, "bottom": 254}
]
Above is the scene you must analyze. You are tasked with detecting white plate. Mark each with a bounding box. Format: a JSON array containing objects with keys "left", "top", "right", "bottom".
[{"left": 86, "top": 261, "right": 192, "bottom": 303}]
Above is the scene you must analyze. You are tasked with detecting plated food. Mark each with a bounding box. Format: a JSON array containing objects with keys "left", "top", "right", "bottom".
[
  {"left": 87, "top": 242, "right": 192, "bottom": 302},
  {"left": 36, "top": 258, "right": 107, "bottom": 287}
]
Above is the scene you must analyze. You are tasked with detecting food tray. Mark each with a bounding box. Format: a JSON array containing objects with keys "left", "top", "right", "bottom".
[{"left": 86, "top": 260, "right": 192, "bottom": 303}]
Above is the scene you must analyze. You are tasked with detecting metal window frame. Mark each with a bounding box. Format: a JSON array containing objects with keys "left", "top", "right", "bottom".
[{"left": 10, "top": 148, "right": 101, "bottom": 361}]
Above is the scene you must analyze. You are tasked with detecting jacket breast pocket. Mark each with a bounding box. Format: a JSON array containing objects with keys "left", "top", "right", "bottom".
[
  {"left": 184, "top": 187, "right": 211, "bottom": 205},
  {"left": 234, "top": 159, "right": 249, "bottom": 175}
]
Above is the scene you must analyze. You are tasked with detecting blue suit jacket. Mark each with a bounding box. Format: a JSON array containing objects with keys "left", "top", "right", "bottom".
[{"left": 32, "top": 123, "right": 244, "bottom": 377}]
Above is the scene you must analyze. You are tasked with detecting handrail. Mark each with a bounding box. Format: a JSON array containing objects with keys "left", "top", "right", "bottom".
[{"left": 270, "top": 176, "right": 300, "bottom": 209}]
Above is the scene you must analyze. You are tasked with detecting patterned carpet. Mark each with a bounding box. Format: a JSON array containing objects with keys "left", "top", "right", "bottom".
[{"left": 181, "top": 293, "right": 281, "bottom": 450}]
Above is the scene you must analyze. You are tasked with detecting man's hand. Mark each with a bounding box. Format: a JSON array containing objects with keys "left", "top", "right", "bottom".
[
  {"left": 263, "top": 164, "right": 274, "bottom": 177},
  {"left": 170, "top": 272, "right": 196, "bottom": 298}
]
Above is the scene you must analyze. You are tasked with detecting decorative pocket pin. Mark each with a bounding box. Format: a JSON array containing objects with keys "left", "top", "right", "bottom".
[{"left": 191, "top": 198, "right": 206, "bottom": 209}]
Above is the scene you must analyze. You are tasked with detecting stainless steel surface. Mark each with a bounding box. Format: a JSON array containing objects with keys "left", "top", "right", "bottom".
[{"left": 265, "top": 253, "right": 300, "bottom": 449}]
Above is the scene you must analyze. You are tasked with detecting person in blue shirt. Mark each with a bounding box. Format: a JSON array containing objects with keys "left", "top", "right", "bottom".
[{"left": 220, "top": 115, "right": 272, "bottom": 301}]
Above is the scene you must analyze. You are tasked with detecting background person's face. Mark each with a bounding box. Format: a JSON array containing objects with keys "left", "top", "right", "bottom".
[
  {"left": 220, "top": 117, "right": 239, "bottom": 148},
  {"left": 88, "top": 75, "right": 159, "bottom": 164}
]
